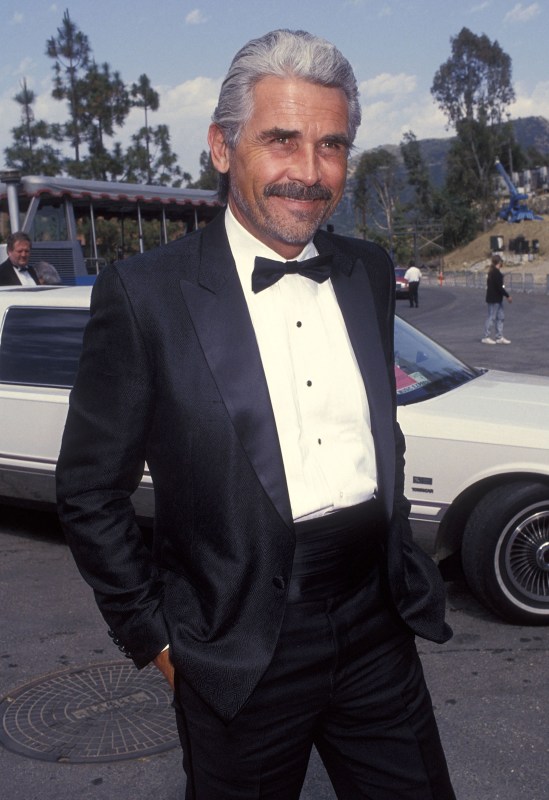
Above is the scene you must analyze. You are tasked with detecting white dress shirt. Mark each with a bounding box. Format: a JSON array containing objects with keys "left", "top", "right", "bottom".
[
  {"left": 13, "top": 265, "right": 37, "bottom": 286},
  {"left": 404, "top": 266, "right": 421, "bottom": 283},
  {"left": 225, "top": 208, "right": 377, "bottom": 521}
]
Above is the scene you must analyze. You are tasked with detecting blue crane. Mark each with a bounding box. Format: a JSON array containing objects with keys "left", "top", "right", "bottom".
[{"left": 495, "top": 159, "right": 542, "bottom": 222}]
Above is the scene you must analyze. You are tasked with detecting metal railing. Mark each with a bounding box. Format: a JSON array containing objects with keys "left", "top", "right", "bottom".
[{"left": 423, "top": 270, "right": 549, "bottom": 294}]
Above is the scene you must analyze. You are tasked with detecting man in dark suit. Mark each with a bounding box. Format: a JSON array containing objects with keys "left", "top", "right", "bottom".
[
  {"left": 57, "top": 29, "right": 456, "bottom": 799},
  {"left": 0, "top": 232, "right": 38, "bottom": 285}
]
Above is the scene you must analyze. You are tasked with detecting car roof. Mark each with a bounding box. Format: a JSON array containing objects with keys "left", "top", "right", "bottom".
[{"left": 0, "top": 285, "right": 92, "bottom": 310}]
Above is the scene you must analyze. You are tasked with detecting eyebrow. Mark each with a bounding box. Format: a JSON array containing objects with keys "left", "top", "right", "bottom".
[
  {"left": 322, "top": 133, "right": 352, "bottom": 149},
  {"left": 258, "top": 127, "right": 351, "bottom": 149},
  {"left": 258, "top": 127, "right": 300, "bottom": 141}
]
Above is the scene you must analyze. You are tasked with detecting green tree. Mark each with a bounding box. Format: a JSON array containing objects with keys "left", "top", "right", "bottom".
[
  {"left": 524, "top": 145, "right": 549, "bottom": 170},
  {"left": 353, "top": 148, "right": 401, "bottom": 245},
  {"left": 431, "top": 27, "right": 515, "bottom": 228},
  {"left": 400, "top": 131, "right": 434, "bottom": 220},
  {"left": 130, "top": 74, "right": 160, "bottom": 184},
  {"left": 4, "top": 79, "right": 63, "bottom": 174},
  {"left": 46, "top": 9, "right": 91, "bottom": 164},
  {"left": 433, "top": 192, "right": 478, "bottom": 252},
  {"left": 189, "top": 150, "right": 219, "bottom": 190},
  {"left": 125, "top": 124, "right": 182, "bottom": 186},
  {"left": 431, "top": 27, "right": 514, "bottom": 127},
  {"left": 78, "top": 62, "right": 130, "bottom": 180}
]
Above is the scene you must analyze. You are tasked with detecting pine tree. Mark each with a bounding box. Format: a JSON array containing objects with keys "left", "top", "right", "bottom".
[
  {"left": 46, "top": 9, "right": 91, "bottom": 164},
  {"left": 130, "top": 75, "right": 160, "bottom": 184},
  {"left": 4, "top": 79, "right": 63, "bottom": 174}
]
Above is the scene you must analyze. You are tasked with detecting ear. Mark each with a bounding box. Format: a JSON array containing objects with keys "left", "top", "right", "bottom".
[{"left": 208, "top": 124, "right": 230, "bottom": 174}]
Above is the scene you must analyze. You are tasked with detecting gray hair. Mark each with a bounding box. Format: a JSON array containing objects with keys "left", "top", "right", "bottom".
[
  {"left": 212, "top": 29, "right": 361, "bottom": 148},
  {"left": 34, "top": 261, "right": 62, "bottom": 285}
]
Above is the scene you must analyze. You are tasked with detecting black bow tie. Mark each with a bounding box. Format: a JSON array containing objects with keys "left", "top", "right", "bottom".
[{"left": 252, "top": 254, "right": 333, "bottom": 293}]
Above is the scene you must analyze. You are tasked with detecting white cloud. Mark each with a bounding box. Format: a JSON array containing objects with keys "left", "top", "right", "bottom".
[
  {"left": 0, "top": 88, "right": 20, "bottom": 135},
  {"left": 1, "top": 82, "right": 67, "bottom": 135},
  {"left": 185, "top": 8, "right": 209, "bottom": 25},
  {"left": 355, "top": 72, "right": 549, "bottom": 153},
  {"left": 33, "top": 90, "right": 68, "bottom": 125},
  {"left": 357, "top": 93, "right": 448, "bottom": 150},
  {"left": 0, "top": 71, "right": 220, "bottom": 178},
  {"left": 160, "top": 76, "right": 220, "bottom": 122},
  {"left": 12, "top": 57, "right": 36, "bottom": 80},
  {"left": 120, "top": 76, "right": 221, "bottom": 176},
  {"left": 10, "top": 13, "right": 24, "bottom": 24},
  {"left": 359, "top": 73, "right": 417, "bottom": 100},
  {"left": 470, "top": 1, "right": 491, "bottom": 12},
  {"left": 504, "top": 3, "right": 541, "bottom": 23},
  {"left": 161, "top": 77, "right": 221, "bottom": 173},
  {"left": 509, "top": 79, "right": 549, "bottom": 119},
  {"left": 377, "top": 5, "right": 393, "bottom": 17}
]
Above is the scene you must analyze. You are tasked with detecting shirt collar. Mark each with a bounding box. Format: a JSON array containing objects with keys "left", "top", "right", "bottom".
[{"left": 224, "top": 206, "right": 318, "bottom": 293}]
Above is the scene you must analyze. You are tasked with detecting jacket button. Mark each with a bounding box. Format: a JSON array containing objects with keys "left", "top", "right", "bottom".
[{"left": 272, "top": 575, "right": 286, "bottom": 590}]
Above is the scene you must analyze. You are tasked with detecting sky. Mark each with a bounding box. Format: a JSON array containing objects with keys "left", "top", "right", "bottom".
[{"left": 0, "top": 0, "right": 548, "bottom": 180}]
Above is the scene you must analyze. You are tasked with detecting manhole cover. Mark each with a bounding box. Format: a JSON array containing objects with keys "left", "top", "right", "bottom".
[{"left": 0, "top": 661, "right": 178, "bottom": 763}]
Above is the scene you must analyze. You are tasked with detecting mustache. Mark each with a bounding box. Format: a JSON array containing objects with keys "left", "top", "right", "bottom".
[{"left": 264, "top": 183, "right": 333, "bottom": 201}]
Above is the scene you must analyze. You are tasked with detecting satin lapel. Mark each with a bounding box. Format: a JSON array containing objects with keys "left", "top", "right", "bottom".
[
  {"left": 329, "top": 254, "right": 396, "bottom": 519},
  {"left": 178, "top": 219, "right": 294, "bottom": 531}
]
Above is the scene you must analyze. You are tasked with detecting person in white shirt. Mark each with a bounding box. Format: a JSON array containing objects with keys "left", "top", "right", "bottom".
[
  {"left": 404, "top": 263, "right": 422, "bottom": 307},
  {"left": 57, "top": 29, "right": 455, "bottom": 799}
]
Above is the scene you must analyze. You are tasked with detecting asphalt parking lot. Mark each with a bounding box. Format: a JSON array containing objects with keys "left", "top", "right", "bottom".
[
  {"left": 396, "top": 282, "right": 549, "bottom": 378},
  {"left": 0, "top": 284, "right": 548, "bottom": 800}
]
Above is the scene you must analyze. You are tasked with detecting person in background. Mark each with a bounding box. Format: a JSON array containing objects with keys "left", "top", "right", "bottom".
[
  {"left": 0, "top": 232, "right": 38, "bottom": 286},
  {"left": 482, "top": 254, "right": 512, "bottom": 344},
  {"left": 57, "top": 29, "right": 456, "bottom": 799},
  {"left": 404, "top": 262, "right": 421, "bottom": 307},
  {"left": 34, "top": 260, "right": 62, "bottom": 285}
]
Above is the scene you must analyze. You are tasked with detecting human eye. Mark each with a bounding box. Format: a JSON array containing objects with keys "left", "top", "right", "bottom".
[
  {"left": 321, "top": 136, "right": 350, "bottom": 153},
  {"left": 273, "top": 135, "right": 292, "bottom": 145},
  {"left": 260, "top": 128, "right": 297, "bottom": 149}
]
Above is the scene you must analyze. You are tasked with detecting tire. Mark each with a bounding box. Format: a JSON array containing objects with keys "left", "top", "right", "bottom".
[{"left": 461, "top": 482, "right": 549, "bottom": 624}]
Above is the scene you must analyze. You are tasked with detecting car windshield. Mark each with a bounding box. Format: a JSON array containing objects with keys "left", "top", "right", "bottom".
[
  {"left": 394, "top": 317, "right": 481, "bottom": 406},
  {"left": 394, "top": 268, "right": 406, "bottom": 277}
]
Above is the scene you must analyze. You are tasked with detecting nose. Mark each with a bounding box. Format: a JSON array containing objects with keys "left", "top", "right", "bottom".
[{"left": 287, "top": 144, "right": 321, "bottom": 186}]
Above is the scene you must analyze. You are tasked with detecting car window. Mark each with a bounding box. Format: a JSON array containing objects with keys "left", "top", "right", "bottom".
[
  {"left": 395, "top": 317, "right": 481, "bottom": 406},
  {"left": 0, "top": 307, "right": 89, "bottom": 388}
]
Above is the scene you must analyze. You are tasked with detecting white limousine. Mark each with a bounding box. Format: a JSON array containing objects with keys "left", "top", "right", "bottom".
[{"left": 0, "top": 285, "right": 548, "bottom": 625}]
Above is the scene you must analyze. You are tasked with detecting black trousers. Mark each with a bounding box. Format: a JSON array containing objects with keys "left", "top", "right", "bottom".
[
  {"left": 173, "top": 505, "right": 455, "bottom": 799},
  {"left": 408, "top": 282, "right": 419, "bottom": 307}
]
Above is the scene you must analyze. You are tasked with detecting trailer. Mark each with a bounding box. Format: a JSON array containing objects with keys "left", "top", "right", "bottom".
[{"left": 0, "top": 171, "right": 223, "bottom": 283}]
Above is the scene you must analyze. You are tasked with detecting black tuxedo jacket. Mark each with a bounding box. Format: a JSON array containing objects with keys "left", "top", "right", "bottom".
[
  {"left": 0, "top": 258, "right": 38, "bottom": 285},
  {"left": 57, "top": 213, "right": 451, "bottom": 721}
]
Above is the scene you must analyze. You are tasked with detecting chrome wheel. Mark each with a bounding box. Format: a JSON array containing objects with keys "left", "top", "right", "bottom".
[
  {"left": 496, "top": 505, "right": 549, "bottom": 610},
  {"left": 462, "top": 483, "right": 549, "bottom": 624}
]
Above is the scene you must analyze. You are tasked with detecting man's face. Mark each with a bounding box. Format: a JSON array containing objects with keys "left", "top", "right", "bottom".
[
  {"left": 209, "top": 76, "right": 351, "bottom": 259},
  {"left": 8, "top": 240, "right": 31, "bottom": 268}
]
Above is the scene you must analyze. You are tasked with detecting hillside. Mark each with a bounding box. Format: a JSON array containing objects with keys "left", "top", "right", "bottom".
[
  {"left": 444, "top": 217, "right": 549, "bottom": 271},
  {"left": 374, "top": 116, "right": 549, "bottom": 184},
  {"left": 331, "top": 116, "right": 549, "bottom": 240},
  {"left": 511, "top": 116, "right": 549, "bottom": 154}
]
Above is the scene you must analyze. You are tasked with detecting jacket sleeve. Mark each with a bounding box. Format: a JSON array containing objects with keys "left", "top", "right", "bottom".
[
  {"left": 382, "top": 254, "right": 452, "bottom": 642},
  {"left": 56, "top": 266, "right": 169, "bottom": 667}
]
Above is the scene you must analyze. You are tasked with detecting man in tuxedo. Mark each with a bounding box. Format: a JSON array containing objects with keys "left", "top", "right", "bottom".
[
  {"left": 57, "top": 29, "right": 456, "bottom": 799},
  {"left": 0, "top": 232, "right": 38, "bottom": 285}
]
